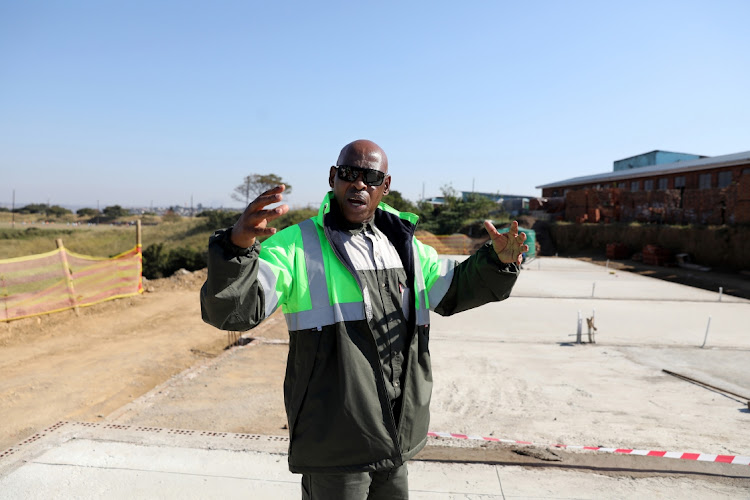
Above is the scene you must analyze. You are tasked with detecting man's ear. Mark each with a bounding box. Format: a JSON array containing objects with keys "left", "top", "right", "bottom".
[
  {"left": 382, "top": 175, "right": 391, "bottom": 196},
  {"left": 329, "top": 166, "right": 337, "bottom": 188}
]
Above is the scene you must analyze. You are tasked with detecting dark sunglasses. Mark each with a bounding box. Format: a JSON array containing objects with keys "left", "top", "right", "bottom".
[{"left": 335, "top": 165, "right": 388, "bottom": 187}]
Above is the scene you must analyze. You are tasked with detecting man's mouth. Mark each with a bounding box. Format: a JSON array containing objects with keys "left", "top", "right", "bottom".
[{"left": 347, "top": 194, "right": 368, "bottom": 207}]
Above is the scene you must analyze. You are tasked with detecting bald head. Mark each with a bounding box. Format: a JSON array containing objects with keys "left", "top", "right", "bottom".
[
  {"left": 329, "top": 139, "right": 391, "bottom": 224},
  {"left": 336, "top": 139, "right": 388, "bottom": 173}
]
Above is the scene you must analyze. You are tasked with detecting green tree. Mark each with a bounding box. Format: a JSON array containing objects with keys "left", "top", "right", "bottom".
[
  {"left": 384, "top": 190, "right": 417, "bottom": 213},
  {"left": 103, "top": 205, "right": 129, "bottom": 218},
  {"left": 16, "top": 203, "right": 48, "bottom": 214},
  {"left": 197, "top": 209, "right": 241, "bottom": 229},
  {"left": 416, "top": 186, "right": 498, "bottom": 235},
  {"left": 77, "top": 207, "right": 100, "bottom": 217},
  {"left": 47, "top": 205, "right": 72, "bottom": 217},
  {"left": 232, "top": 174, "right": 293, "bottom": 206}
]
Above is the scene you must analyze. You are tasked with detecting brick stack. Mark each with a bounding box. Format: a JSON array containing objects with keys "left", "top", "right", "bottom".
[
  {"left": 592, "top": 189, "right": 620, "bottom": 222},
  {"left": 734, "top": 174, "right": 750, "bottom": 223},
  {"left": 606, "top": 242, "right": 629, "bottom": 259},
  {"left": 565, "top": 190, "right": 588, "bottom": 222},
  {"left": 561, "top": 179, "right": 750, "bottom": 225},
  {"left": 642, "top": 245, "right": 671, "bottom": 266},
  {"left": 529, "top": 198, "right": 544, "bottom": 211},
  {"left": 663, "top": 190, "right": 685, "bottom": 224},
  {"left": 587, "top": 207, "right": 600, "bottom": 223}
]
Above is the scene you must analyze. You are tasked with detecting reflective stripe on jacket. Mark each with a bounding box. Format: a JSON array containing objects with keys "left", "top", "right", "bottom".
[{"left": 200, "top": 192, "right": 519, "bottom": 473}]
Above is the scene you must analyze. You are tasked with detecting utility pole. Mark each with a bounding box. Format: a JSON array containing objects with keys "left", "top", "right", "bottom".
[
  {"left": 11, "top": 189, "right": 15, "bottom": 228},
  {"left": 96, "top": 200, "right": 100, "bottom": 225}
]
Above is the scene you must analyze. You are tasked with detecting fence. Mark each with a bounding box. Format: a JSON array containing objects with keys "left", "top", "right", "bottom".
[
  {"left": 415, "top": 230, "right": 536, "bottom": 258},
  {"left": 415, "top": 232, "right": 486, "bottom": 255},
  {"left": 1, "top": 224, "right": 143, "bottom": 322}
]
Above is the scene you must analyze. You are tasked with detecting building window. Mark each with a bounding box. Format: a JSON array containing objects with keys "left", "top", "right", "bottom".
[
  {"left": 699, "top": 173, "right": 712, "bottom": 189},
  {"left": 658, "top": 178, "right": 668, "bottom": 190},
  {"left": 718, "top": 171, "right": 732, "bottom": 188},
  {"left": 674, "top": 176, "right": 686, "bottom": 188},
  {"left": 617, "top": 182, "right": 626, "bottom": 189},
  {"left": 631, "top": 181, "right": 639, "bottom": 192},
  {"left": 644, "top": 179, "right": 654, "bottom": 191}
]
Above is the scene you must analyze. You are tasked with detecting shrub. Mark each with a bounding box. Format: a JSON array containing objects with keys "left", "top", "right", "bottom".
[
  {"left": 269, "top": 208, "right": 317, "bottom": 231},
  {"left": 165, "top": 246, "right": 206, "bottom": 275},
  {"left": 162, "top": 210, "right": 182, "bottom": 223},
  {"left": 77, "top": 208, "right": 99, "bottom": 217},
  {"left": 198, "top": 210, "right": 241, "bottom": 230},
  {"left": 142, "top": 243, "right": 169, "bottom": 279},
  {"left": 142, "top": 243, "right": 207, "bottom": 279}
]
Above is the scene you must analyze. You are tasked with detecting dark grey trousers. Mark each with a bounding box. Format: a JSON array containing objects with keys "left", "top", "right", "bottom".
[{"left": 301, "top": 464, "right": 408, "bottom": 500}]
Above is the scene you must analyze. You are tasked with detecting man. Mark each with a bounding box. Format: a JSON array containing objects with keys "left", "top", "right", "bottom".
[{"left": 201, "top": 139, "right": 527, "bottom": 499}]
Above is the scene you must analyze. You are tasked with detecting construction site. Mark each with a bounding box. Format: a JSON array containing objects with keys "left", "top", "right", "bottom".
[{"left": 1, "top": 254, "right": 749, "bottom": 498}]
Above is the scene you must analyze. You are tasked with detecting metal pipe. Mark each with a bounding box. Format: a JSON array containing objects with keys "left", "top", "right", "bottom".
[
  {"left": 662, "top": 369, "right": 750, "bottom": 402},
  {"left": 700, "top": 317, "right": 711, "bottom": 348}
]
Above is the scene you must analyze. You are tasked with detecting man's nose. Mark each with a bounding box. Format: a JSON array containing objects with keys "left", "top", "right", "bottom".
[{"left": 351, "top": 172, "right": 367, "bottom": 189}]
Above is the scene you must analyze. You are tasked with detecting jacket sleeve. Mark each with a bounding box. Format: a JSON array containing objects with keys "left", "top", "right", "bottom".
[
  {"left": 200, "top": 228, "right": 294, "bottom": 331},
  {"left": 419, "top": 240, "right": 519, "bottom": 317}
]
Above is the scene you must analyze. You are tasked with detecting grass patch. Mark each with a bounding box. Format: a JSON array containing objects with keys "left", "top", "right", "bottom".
[{"left": 0, "top": 219, "right": 214, "bottom": 260}]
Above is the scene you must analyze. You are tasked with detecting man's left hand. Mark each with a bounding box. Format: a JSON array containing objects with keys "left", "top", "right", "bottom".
[{"left": 484, "top": 220, "right": 529, "bottom": 266}]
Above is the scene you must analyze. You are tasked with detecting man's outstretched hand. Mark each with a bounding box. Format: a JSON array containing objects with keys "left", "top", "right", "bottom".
[
  {"left": 230, "top": 185, "right": 290, "bottom": 248},
  {"left": 484, "top": 220, "right": 529, "bottom": 266}
]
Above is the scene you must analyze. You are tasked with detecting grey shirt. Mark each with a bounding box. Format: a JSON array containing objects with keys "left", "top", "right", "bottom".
[{"left": 338, "top": 221, "right": 410, "bottom": 404}]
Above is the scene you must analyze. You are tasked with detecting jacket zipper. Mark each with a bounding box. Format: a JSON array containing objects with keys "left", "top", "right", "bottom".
[{"left": 322, "top": 222, "right": 403, "bottom": 459}]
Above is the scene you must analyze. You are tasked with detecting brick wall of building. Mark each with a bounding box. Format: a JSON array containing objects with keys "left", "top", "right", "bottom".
[{"left": 549, "top": 164, "right": 750, "bottom": 225}]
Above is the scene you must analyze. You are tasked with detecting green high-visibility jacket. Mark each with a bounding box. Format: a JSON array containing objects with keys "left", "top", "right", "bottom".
[{"left": 200, "top": 192, "right": 519, "bottom": 473}]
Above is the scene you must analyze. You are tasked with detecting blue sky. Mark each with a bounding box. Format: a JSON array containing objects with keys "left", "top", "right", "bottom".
[{"left": 2, "top": 1, "right": 749, "bottom": 210}]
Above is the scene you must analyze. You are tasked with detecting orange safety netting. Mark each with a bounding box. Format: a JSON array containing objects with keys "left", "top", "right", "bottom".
[
  {"left": 415, "top": 232, "right": 486, "bottom": 255},
  {"left": 0, "top": 245, "right": 142, "bottom": 322}
]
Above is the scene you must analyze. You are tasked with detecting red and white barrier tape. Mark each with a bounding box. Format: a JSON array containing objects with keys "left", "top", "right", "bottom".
[{"left": 427, "top": 432, "right": 750, "bottom": 466}]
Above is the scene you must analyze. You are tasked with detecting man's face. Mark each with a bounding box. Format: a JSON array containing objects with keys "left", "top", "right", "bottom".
[{"left": 328, "top": 143, "right": 390, "bottom": 224}]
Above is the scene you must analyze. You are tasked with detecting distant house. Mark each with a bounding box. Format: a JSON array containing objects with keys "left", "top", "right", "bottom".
[{"left": 535, "top": 150, "right": 750, "bottom": 224}]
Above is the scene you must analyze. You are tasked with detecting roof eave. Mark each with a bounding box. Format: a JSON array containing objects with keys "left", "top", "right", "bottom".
[{"left": 536, "top": 150, "right": 750, "bottom": 190}]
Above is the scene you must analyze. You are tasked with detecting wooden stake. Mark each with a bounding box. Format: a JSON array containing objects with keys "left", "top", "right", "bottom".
[{"left": 56, "top": 238, "right": 80, "bottom": 316}]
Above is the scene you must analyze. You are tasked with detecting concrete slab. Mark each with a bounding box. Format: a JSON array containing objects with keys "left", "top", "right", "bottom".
[
  {"left": 3, "top": 257, "right": 750, "bottom": 498},
  {"left": 1, "top": 422, "right": 748, "bottom": 499},
  {"left": 434, "top": 258, "right": 750, "bottom": 348},
  {"left": 500, "top": 256, "right": 744, "bottom": 303}
]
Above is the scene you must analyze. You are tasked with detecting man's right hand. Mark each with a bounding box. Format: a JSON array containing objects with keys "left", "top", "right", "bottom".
[{"left": 230, "top": 185, "right": 289, "bottom": 248}]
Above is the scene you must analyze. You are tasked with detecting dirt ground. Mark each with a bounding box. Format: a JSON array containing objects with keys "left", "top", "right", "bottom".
[
  {"left": 2, "top": 263, "right": 750, "bottom": 488},
  {"left": 0, "top": 270, "right": 243, "bottom": 451}
]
